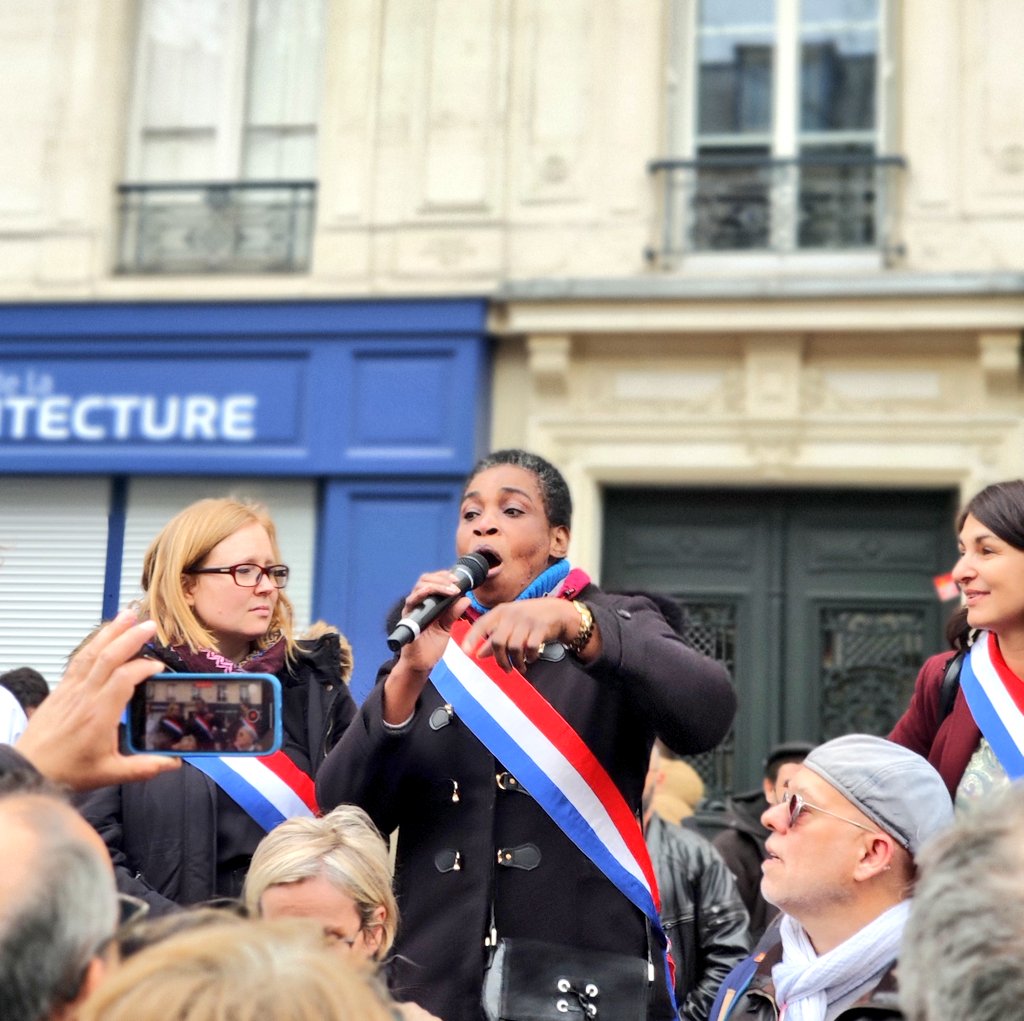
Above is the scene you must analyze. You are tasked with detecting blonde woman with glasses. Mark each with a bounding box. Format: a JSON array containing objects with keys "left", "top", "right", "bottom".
[
  {"left": 245, "top": 805, "right": 440, "bottom": 1021},
  {"left": 79, "top": 497, "right": 357, "bottom": 915}
]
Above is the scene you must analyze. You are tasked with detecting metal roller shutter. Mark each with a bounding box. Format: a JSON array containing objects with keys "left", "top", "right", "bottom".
[{"left": 0, "top": 477, "right": 110, "bottom": 684}]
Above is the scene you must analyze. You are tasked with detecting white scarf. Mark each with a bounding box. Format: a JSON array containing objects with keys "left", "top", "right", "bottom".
[{"left": 771, "top": 900, "right": 910, "bottom": 1021}]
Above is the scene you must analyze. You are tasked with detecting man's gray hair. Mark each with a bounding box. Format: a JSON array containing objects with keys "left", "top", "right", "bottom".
[
  {"left": 900, "top": 782, "right": 1024, "bottom": 1021},
  {"left": 0, "top": 795, "right": 118, "bottom": 1021}
]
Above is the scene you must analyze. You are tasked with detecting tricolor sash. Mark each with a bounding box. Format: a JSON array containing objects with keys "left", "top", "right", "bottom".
[
  {"left": 431, "top": 618, "right": 676, "bottom": 1006},
  {"left": 186, "top": 751, "right": 318, "bottom": 831},
  {"left": 959, "top": 629, "right": 1024, "bottom": 780}
]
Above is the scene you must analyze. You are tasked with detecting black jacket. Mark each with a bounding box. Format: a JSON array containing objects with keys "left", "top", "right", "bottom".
[
  {"left": 317, "top": 588, "right": 736, "bottom": 1021},
  {"left": 78, "top": 635, "right": 356, "bottom": 914},
  {"left": 710, "top": 789, "right": 776, "bottom": 941},
  {"left": 646, "top": 815, "right": 751, "bottom": 1021}
]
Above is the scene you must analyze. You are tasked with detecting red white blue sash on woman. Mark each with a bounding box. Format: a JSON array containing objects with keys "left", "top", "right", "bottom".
[
  {"left": 959, "top": 629, "right": 1024, "bottom": 780},
  {"left": 431, "top": 618, "right": 676, "bottom": 1006},
  {"left": 185, "top": 751, "right": 318, "bottom": 831}
]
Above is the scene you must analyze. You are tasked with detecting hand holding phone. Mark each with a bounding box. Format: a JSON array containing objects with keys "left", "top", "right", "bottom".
[{"left": 127, "top": 673, "right": 283, "bottom": 756}]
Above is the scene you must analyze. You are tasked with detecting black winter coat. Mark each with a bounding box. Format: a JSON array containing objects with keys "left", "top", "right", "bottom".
[
  {"left": 710, "top": 789, "right": 775, "bottom": 941},
  {"left": 79, "top": 634, "right": 356, "bottom": 914},
  {"left": 317, "top": 588, "right": 736, "bottom": 1021},
  {"left": 646, "top": 815, "right": 751, "bottom": 1021}
]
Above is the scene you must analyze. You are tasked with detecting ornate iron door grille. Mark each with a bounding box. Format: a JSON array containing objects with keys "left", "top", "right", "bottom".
[
  {"left": 819, "top": 607, "right": 926, "bottom": 740},
  {"left": 678, "top": 600, "right": 738, "bottom": 800}
]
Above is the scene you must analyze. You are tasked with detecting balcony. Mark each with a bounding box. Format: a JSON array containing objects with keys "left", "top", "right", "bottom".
[
  {"left": 647, "top": 153, "right": 905, "bottom": 268},
  {"left": 116, "top": 180, "right": 316, "bottom": 274}
]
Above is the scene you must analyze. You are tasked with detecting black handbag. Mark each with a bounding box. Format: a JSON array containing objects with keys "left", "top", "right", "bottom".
[{"left": 481, "top": 937, "right": 649, "bottom": 1021}]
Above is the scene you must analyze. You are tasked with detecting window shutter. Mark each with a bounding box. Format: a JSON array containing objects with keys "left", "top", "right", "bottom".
[{"left": 0, "top": 478, "right": 110, "bottom": 685}]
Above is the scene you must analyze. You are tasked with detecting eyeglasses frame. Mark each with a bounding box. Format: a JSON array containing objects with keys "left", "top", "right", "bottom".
[
  {"left": 782, "top": 791, "right": 880, "bottom": 835},
  {"left": 185, "top": 563, "right": 290, "bottom": 589}
]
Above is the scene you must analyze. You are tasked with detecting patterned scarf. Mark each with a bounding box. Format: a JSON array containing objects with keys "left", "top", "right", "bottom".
[{"left": 167, "top": 634, "right": 287, "bottom": 676}]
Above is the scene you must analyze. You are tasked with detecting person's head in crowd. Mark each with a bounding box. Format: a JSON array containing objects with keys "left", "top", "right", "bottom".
[
  {"left": 138, "top": 497, "right": 296, "bottom": 663},
  {"left": 116, "top": 905, "right": 246, "bottom": 961},
  {"left": 0, "top": 786, "right": 119, "bottom": 1021},
  {"left": 761, "top": 735, "right": 952, "bottom": 946},
  {"left": 231, "top": 721, "right": 258, "bottom": 752},
  {"left": 762, "top": 740, "right": 816, "bottom": 806},
  {"left": 900, "top": 782, "right": 1024, "bottom": 1021},
  {"left": 954, "top": 478, "right": 1024, "bottom": 638},
  {"left": 243, "top": 804, "right": 398, "bottom": 962},
  {"left": 78, "top": 918, "right": 397, "bottom": 1021},
  {"left": 644, "top": 739, "right": 705, "bottom": 824},
  {"left": 0, "top": 665, "right": 50, "bottom": 716}
]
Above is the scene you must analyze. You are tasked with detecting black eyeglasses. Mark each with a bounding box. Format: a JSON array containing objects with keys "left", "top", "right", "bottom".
[
  {"left": 782, "top": 791, "right": 878, "bottom": 833},
  {"left": 186, "top": 563, "right": 290, "bottom": 589}
]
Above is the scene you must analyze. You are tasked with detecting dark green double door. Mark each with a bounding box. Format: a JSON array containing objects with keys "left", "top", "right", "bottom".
[{"left": 602, "top": 487, "right": 957, "bottom": 794}]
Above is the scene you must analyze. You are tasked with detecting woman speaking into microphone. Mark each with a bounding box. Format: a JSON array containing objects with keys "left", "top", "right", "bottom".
[{"left": 317, "top": 449, "right": 736, "bottom": 1021}]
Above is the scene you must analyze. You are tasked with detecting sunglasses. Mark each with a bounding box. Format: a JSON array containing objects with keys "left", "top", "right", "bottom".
[{"left": 782, "top": 791, "right": 879, "bottom": 834}]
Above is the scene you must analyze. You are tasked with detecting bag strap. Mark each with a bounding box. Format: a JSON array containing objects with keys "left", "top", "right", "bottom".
[{"left": 938, "top": 650, "right": 966, "bottom": 724}]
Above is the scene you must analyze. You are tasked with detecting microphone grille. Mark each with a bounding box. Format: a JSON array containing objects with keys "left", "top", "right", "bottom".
[{"left": 456, "top": 552, "right": 493, "bottom": 587}]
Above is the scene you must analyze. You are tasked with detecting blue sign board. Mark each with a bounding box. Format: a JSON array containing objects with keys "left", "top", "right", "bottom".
[
  {"left": 0, "top": 300, "right": 490, "bottom": 475},
  {"left": 0, "top": 358, "right": 301, "bottom": 445}
]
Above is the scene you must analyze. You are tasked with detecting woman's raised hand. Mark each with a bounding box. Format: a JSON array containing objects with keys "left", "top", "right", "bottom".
[
  {"left": 461, "top": 597, "right": 582, "bottom": 673},
  {"left": 382, "top": 569, "right": 471, "bottom": 724}
]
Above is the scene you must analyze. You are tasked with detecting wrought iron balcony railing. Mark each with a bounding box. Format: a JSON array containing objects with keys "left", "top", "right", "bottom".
[
  {"left": 646, "top": 153, "right": 905, "bottom": 266},
  {"left": 116, "top": 180, "right": 316, "bottom": 274}
]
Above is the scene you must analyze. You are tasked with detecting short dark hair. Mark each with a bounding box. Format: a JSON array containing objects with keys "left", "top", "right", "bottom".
[
  {"left": 763, "top": 741, "right": 815, "bottom": 783},
  {"left": 0, "top": 667, "right": 49, "bottom": 711},
  {"left": 466, "top": 449, "right": 572, "bottom": 530},
  {"left": 958, "top": 479, "right": 1024, "bottom": 550}
]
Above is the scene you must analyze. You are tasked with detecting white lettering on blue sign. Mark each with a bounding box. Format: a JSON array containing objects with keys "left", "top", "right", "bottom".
[{"left": 0, "top": 394, "right": 258, "bottom": 442}]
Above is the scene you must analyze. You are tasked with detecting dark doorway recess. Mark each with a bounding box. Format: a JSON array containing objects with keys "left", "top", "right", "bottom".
[{"left": 602, "top": 486, "right": 958, "bottom": 794}]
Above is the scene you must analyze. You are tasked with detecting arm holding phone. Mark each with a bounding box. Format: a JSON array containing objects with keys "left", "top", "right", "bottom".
[{"left": 13, "top": 611, "right": 181, "bottom": 790}]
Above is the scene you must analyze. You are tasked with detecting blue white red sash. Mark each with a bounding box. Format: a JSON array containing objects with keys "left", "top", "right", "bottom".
[
  {"left": 959, "top": 630, "right": 1024, "bottom": 780},
  {"left": 431, "top": 618, "right": 676, "bottom": 1006},
  {"left": 186, "top": 751, "right": 318, "bottom": 831}
]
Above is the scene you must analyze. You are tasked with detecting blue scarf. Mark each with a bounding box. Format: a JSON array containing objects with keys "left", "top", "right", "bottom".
[{"left": 467, "top": 559, "right": 571, "bottom": 615}]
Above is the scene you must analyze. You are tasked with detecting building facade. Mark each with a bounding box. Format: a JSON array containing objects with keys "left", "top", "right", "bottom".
[{"left": 2, "top": 0, "right": 1023, "bottom": 786}]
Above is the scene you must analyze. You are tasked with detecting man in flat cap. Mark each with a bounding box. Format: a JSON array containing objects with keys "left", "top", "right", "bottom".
[{"left": 709, "top": 734, "right": 953, "bottom": 1021}]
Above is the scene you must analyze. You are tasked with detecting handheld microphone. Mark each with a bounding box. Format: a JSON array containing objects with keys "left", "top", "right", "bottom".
[{"left": 387, "top": 551, "right": 496, "bottom": 652}]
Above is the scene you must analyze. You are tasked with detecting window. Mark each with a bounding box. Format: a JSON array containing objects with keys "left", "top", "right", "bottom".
[
  {"left": 654, "top": 0, "right": 900, "bottom": 261},
  {"left": 119, "top": 0, "right": 324, "bottom": 272}
]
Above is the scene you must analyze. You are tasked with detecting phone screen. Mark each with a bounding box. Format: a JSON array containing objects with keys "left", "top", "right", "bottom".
[{"left": 127, "top": 672, "right": 282, "bottom": 756}]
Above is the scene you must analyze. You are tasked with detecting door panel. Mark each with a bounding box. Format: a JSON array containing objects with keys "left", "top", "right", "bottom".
[{"left": 602, "top": 487, "right": 956, "bottom": 794}]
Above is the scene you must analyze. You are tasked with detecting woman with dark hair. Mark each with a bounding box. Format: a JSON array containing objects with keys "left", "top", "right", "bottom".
[
  {"left": 890, "top": 479, "right": 1024, "bottom": 802},
  {"left": 317, "top": 448, "right": 736, "bottom": 1021}
]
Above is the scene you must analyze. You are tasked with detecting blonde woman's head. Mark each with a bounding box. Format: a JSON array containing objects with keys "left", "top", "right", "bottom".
[
  {"left": 138, "top": 498, "right": 295, "bottom": 656},
  {"left": 243, "top": 805, "right": 398, "bottom": 961},
  {"left": 78, "top": 918, "right": 396, "bottom": 1021}
]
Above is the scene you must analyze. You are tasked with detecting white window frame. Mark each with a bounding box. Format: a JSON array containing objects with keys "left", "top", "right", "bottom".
[
  {"left": 666, "top": 0, "right": 894, "bottom": 270},
  {"left": 124, "top": 0, "right": 325, "bottom": 183}
]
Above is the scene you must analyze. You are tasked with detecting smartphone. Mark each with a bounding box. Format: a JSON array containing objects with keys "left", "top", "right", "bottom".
[{"left": 127, "top": 672, "right": 282, "bottom": 756}]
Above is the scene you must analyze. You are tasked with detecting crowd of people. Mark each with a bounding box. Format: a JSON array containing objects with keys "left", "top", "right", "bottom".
[{"left": 2, "top": 452, "right": 1024, "bottom": 1021}]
